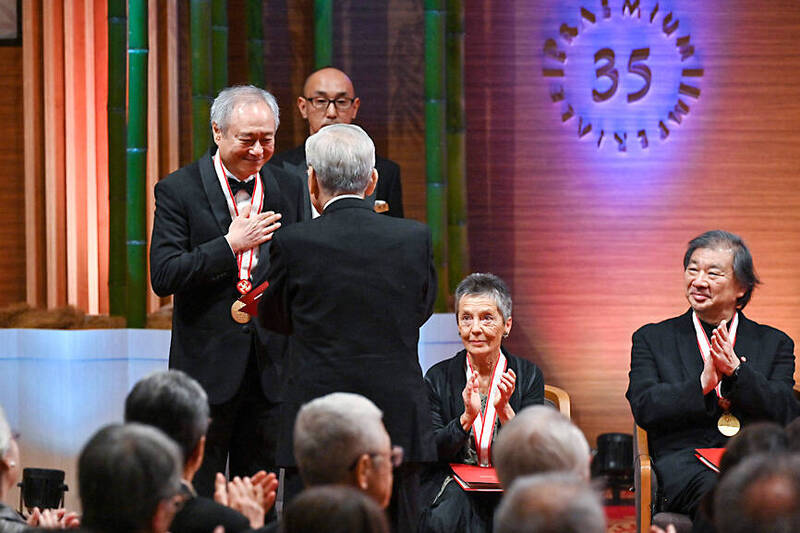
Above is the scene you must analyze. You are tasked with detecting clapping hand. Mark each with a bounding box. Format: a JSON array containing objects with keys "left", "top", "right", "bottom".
[{"left": 493, "top": 369, "right": 517, "bottom": 424}]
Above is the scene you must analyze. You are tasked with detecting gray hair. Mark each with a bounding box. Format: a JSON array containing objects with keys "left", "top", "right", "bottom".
[
  {"left": 684, "top": 230, "right": 760, "bottom": 309},
  {"left": 79, "top": 423, "right": 182, "bottom": 533},
  {"left": 0, "top": 405, "right": 10, "bottom": 458},
  {"left": 714, "top": 453, "right": 800, "bottom": 533},
  {"left": 493, "top": 405, "right": 591, "bottom": 488},
  {"left": 210, "top": 85, "right": 280, "bottom": 132},
  {"left": 494, "top": 472, "right": 606, "bottom": 533},
  {"left": 124, "top": 369, "right": 210, "bottom": 464},
  {"left": 454, "top": 273, "right": 513, "bottom": 322},
  {"left": 305, "top": 124, "right": 375, "bottom": 195},
  {"left": 294, "top": 393, "right": 386, "bottom": 487}
]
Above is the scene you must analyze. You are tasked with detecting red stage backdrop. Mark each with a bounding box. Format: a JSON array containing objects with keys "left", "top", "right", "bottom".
[{"left": 465, "top": 0, "right": 800, "bottom": 443}]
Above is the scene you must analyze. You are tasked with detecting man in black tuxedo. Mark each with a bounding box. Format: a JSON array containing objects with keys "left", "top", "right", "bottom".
[
  {"left": 258, "top": 124, "right": 436, "bottom": 532},
  {"left": 269, "top": 67, "right": 403, "bottom": 218},
  {"left": 627, "top": 230, "right": 799, "bottom": 517},
  {"left": 150, "top": 85, "right": 305, "bottom": 496}
]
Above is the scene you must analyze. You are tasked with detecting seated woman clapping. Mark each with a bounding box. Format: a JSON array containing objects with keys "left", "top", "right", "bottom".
[{"left": 419, "top": 273, "right": 544, "bottom": 533}]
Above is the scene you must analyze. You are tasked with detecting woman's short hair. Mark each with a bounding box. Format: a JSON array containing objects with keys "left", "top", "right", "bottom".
[
  {"left": 281, "top": 485, "right": 390, "bottom": 533},
  {"left": 683, "top": 230, "right": 760, "bottom": 309},
  {"left": 454, "top": 273, "right": 513, "bottom": 321}
]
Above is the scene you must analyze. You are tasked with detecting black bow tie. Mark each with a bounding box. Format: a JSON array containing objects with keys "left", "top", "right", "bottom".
[{"left": 228, "top": 177, "right": 255, "bottom": 196}]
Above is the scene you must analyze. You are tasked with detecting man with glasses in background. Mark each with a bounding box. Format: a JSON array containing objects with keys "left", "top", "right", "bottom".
[{"left": 269, "top": 67, "right": 404, "bottom": 218}]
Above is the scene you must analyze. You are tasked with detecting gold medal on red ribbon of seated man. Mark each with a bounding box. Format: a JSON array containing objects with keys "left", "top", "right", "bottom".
[
  {"left": 717, "top": 412, "right": 740, "bottom": 437},
  {"left": 230, "top": 300, "right": 251, "bottom": 324}
]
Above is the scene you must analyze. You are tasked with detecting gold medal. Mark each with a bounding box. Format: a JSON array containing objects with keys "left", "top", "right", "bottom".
[
  {"left": 230, "top": 300, "right": 251, "bottom": 324},
  {"left": 717, "top": 412, "right": 740, "bottom": 437}
]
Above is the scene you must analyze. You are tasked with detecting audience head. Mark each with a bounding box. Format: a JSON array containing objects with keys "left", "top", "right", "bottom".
[
  {"left": 714, "top": 453, "right": 800, "bottom": 533},
  {"left": 281, "top": 485, "right": 389, "bottom": 533},
  {"left": 0, "top": 405, "right": 20, "bottom": 497},
  {"left": 79, "top": 423, "right": 183, "bottom": 533},
  {"left": 493, "top": 405, "right": 590, "bottom": 487},
  {"left": 298, "top": 67, "right": 360, "bottom": 136},
  {"left": 124, "top": 369, "right": 210, "bottom": 478},
  {"left": 293, "top": 392, "right": 394, "bottom": 508},
  {"left": 494, "top": 472, "right": 606, "bottom": 533},
  {"left": 719, "top": 421, "right": 787, "bottom": 477},
  {"left": 783, "top": 416, "right": 800, "bottom": 453},
  {"left": 305, "top": 123, "right": 376, "bottom": 199}
]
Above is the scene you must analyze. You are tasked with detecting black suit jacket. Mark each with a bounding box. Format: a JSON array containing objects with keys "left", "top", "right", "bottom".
[
  {"left": 269, "top": 143, "right": 404, "bottom": 218},
  {"left": 170, "top": 492, "right": 251, "bottom": 533},
  {"left": 626, "top": 309, "right": 798, "bottom": 504},
  {"left": 150, "top": 151, "right": 305, "bottom": 404},
  {"left": 258, "top": 197, "right": 436, "bottom": 464}
]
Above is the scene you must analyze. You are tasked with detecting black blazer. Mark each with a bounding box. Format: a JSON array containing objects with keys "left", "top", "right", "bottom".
[
  {"left": 258, "top": 197, "right": 436, "bottom": 464},
  {"left": 269, "top": 143, "right": 404, "bottom": 218},
  {"left": 170, "top": 493, "right": 251, "bottom": 533},
  {"left": 626, "top": 309, "right": 798, "bottom": 504},
  {"left": 149, "top": 151, "right": 306, "bottom": 404}
]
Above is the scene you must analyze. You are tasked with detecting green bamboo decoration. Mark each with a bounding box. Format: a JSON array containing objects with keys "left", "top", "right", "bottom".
[
  {"left": 108, "top": 0, "right": 127, "bottom": 318},
  {"left": 313, "top": 0, "right": 333, "bottom": 69},
  {"left": 191, "top": 0, "right": 213, "bottom": 159},
  {"left": 446, "top": 0, "right": 469, "bottom": 292},
  {"left": 126, "top": 0, "right": 148, "bottom": 327},
  {"left": 246, "top": 0, "right": 264, "bottom": 86},
  {"left": 211, "top": 0, "right": 228, "bottom": 94},
  {"left": 425, "top": 0, "right": 449, "bottom": 311}
]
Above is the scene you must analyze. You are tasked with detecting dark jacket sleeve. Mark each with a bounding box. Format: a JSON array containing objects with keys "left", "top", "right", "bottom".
[
  {"left": 150, "top": 177, "right": 236, "bottom": 296},
  {"left": 626, "top": 325, "right": 716, "bottom": 431},
  {"left": 725, "top": 329, "right": 798, "bottom": 425},
  {"left": 257, "top": 232, "right": 293, "bottom": 335},
  {"left": 425, "top": 357, "right": 472, "bottom": 462}
]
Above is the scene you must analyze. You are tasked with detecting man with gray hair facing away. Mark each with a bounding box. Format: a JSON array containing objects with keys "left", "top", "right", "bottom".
[
  {"left": 293, "top": 393, "right": 398, "bottom": 510},
  {"left": 150, "top": 85, "right": 306, "bottom": 496},
  {"left": 258, "top": 124, "right": 437, "bottom": 532},
  {"left": 494, "top": 472, "right": 606, "bottom": 533},
  {"left": 492, "top": 405, "right": 591, "bottom": 488}
]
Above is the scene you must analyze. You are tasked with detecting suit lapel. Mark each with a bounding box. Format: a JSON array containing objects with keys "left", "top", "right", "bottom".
[
  {"left": 676, "top": 310, "right": 704, "bottom": 378},
  {"left": 731, "top": 312, "right": 758, "bottom": 365},
  {"left": 199, "top": 151, "right": 232, "bottom": 235}
]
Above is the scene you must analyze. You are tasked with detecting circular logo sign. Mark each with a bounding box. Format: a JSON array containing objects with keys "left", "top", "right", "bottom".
[{"left": 542, "top": 1, "right": 704, "bottom": 153}]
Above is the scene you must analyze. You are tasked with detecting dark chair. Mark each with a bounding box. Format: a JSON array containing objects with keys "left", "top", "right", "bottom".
[
  {"left": 18, "top": 468, "right": 68, "bottom": 512},
  {"left": 592, "top": 432, "right": 633, "bottom": 504}
]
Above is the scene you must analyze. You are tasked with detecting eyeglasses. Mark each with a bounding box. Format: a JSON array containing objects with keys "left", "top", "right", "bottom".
[
  {"left": 303, "top": 96, "right": 356, "bottom": 111},
  {"left": 458, "top": 315, "right": 501, "bottom": 328},
  {"left": 349, "top": 445, "right": 404, "bottom": 471}
]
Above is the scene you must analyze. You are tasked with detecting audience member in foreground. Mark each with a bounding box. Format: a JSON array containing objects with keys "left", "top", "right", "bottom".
[
  {"left": 713, "top": 453, "right": 800, "bottom": 533},
  {"left": 280, "top": 486, "right": 389, "bottom": 533},
  {"left": 0, "top": 406, "right": 78, "bottom": 532},
  {"left": 492, "top": 405, "right": 591, "bottom": 488},
  {"left": 124, "top": 370, "right": 277, "bottom": 532},
  {"left": 493, "top": 472, "right": 606, "bottom": 533},
  {"left": 293, "top": 393, "right": 398, "bottom": 510},
  {"left": 78, "top": 424, "right": 183, "bottom": 533},
  {"left": 627, "top": 230, "right": 798, "bottom": 517},
  {"left": 420, "top": 272, "right": 544, "bottom": 532}
]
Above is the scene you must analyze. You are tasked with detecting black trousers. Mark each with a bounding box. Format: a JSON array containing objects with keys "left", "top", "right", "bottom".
[{"left": 193, "top": 353, "right": 280, "bottom": 498}]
